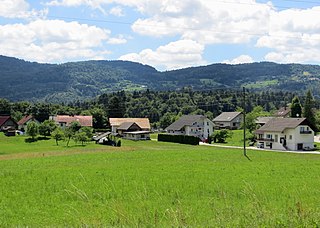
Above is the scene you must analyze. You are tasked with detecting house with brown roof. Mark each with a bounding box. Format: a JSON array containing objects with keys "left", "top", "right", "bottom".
[
  {"left": 0, "top": 116, "right": 18, "bottom": 132},
  {"left": 255, "top": 117, "right": 314, "bottom": 151},
  {"left": 274, "top": 107, "right": 291, "bottom": 118},
  {"left": 17, "top": 115, "right": 39, "bottom": 131},
  {"left": 213, "top": 112, "right": 243, "bottom": 130},
  {"left": 166, "top": 115, "right": 214, "bottom": 141},
  {"left": 51, "top": 115, "right": 93, "bottom": 128},
  {"left": 109, "top": 118, "right": 151, "bottom": 140}
]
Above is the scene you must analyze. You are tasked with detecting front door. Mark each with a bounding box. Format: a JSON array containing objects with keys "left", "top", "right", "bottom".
[{"left": 297, "top": 143, "right": 303, "bottom": 150}]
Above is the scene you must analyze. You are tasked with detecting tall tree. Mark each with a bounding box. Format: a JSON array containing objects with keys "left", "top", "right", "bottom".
[
  {"left": 290, "top": 96, "right": 302, "bottom": 118},
  {"left": 107, "top": 95, "right": 125, "bottom": 118},
  {"left": 303, "top": 90, "right": 316, "bottom": 130},
  {"left": 26, "top": 121, "right": 39, "bottom": 141}
]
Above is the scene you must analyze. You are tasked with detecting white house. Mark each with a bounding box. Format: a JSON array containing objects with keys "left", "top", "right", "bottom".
[
  {"left": 166, "top": 115, "right": 214, "bottom": 141},
  {"left": 255, "top": 118, "right": 314, "bottom": 151},
  {"left": 213, "top": 112, "right": 243, "bottom": 130}
]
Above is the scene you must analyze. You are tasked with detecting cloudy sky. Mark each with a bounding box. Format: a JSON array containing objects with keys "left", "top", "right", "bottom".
[{"left": 1, "top": 0, "right": 320, "bottom": 71}]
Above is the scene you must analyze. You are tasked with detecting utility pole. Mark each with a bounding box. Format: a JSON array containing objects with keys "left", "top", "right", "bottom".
[{"left": 242, "top": 87, "right": 251, "bottom": 160}]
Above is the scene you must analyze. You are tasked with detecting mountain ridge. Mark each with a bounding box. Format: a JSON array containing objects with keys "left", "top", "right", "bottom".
[{"left": 1, "top": 55, "right": 320, "bottom": 102}]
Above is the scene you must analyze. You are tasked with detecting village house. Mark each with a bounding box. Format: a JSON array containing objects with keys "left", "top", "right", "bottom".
[
  {"left": 166, "top": 115, "right": 214, "bottom": 141},
  {"left": 213, "top": 112, "right": 243, "bottom": 130},
  {"left": 0, "top": 116, "right": 18, "bottom": 136},
  {"left": 17, "top": 115, "right": 39, "bottom": 132},
  {"left": 51, "top": 115, "right": 93, "bottom": 128},
  {"left": 109, "top": 118, "right": 151, "bottom": 140},
  {"left": 274, "top": 107, "right": 291, "bottom": 118},
  {"left": 255, "top": 117, "right": 314, "bottom": 151}
]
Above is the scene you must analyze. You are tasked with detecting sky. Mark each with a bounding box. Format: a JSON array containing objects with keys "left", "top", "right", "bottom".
[{"left": 1, "top": 0, "right": 320, "bottom": 71}]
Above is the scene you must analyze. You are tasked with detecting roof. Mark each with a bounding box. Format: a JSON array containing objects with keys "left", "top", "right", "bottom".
[
  {"left": 117, "top": 122, "right": 141, "bottom": 131},
  {"left": 0, "top": 116, "right": 11, "bottom": 126},
  {"left": 17, "top": 115, "right": 34, "bottom": 125},
  {"left": 166, "top": 115, "right": 206, "bottom": 131},
  {"left": 53, "top": 115, "right": 93, "bottom": 127},
  {"left": 109, "top": 118, "right": 150, "bottom": 129},
  {"left": 274, "top": 107, "right": 291, "bottom": 117},
  {"left": 255, "top": 117, "right": 310, "bottom": 134},
  {"left": 255, "top": 117, "right": 274, "bottom": 125},
  {"left": 213, "top": 112, "right": 242, "bottom": 122}
]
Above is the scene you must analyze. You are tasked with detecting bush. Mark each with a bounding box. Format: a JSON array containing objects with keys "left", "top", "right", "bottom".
[
  {"left": 211, "top": 129, "right": 232, "bottom": 143},
  {"left": 158, "top": 134, "right": 199, "bottom": 145},
  {"left": 116, "top": 140, "right": 121, "bottom": 147}
]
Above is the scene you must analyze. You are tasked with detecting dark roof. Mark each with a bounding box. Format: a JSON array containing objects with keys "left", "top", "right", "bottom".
[
  {"left": 166, "top": 115, "right": 205, "bottom": 131},
  {"left": 274, "top": 107, "right": 291, "bottom": 117},
  {"left": 0, "top": 116, "right": 11, "bottom": 126},
  {"left": 255, "top": 117, "right": 309, "bottom": 134},
  {"left": 117, "top": 122, "right": 141, "bottom": 131},
  {"left": 213, "top": 112, "right": 242, "bottom": 122}
]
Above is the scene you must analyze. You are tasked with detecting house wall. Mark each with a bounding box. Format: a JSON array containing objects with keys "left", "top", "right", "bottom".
[
  {"left": 256, "top": 125, "right": 314, "bottom": 151},
  {"left": 185, "top": 117, "right": 214, "bottom": 139},
  {"left": 123, "top": 133, "right": 150, "bottom": 140}
]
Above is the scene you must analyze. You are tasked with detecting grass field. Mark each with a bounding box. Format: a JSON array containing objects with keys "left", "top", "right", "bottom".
[{"left": 1, "top": 133, "right": 320, "bottom": 226}]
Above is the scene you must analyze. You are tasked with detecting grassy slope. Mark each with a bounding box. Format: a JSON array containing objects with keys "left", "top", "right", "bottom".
[{"left": 1, "top": 134, "right": 320, "bottom": 226}]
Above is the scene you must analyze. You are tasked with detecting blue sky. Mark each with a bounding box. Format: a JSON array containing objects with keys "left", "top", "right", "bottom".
[{"left": 1, "top": 0, "right": 320, "bottom": 71}]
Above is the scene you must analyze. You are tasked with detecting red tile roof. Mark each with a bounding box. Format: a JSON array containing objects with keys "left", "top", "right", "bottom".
[
  {"left": 17, "top": 115, "right": 34, "bottom": 125},
  {"left": 53, "top": 115, "right": 93, "bottom": 127}
]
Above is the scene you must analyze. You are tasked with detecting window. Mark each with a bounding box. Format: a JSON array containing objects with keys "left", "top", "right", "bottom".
[
  {"left": 207, "top": 122, "right": 209, "bottom": 126},
  {"left": 266, "top": 134, "right": 272, "bottom": 139},
  {"left": 275, "top": 134, "right": 278, "bottom": 143},
  {"left": 289, "top": 135, "right": 292, "bottom": 140}
]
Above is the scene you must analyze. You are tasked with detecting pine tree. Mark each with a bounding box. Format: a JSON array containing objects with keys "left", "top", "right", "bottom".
[
  {"left": 290, "top": 96, "right": 302, "bottom": 118},
  {"left": 303, "top": 90, "right": 316, "bottom": 130}
]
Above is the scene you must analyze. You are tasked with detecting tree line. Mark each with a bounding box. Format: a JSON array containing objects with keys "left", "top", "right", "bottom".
[{"left": 1, "top": 88, "right": 319, "bottom": 131}]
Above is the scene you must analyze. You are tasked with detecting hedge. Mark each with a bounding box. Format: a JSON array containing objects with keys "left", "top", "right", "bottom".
[{"left": 158, "top": 134, "right": 199, "bottom": 145}]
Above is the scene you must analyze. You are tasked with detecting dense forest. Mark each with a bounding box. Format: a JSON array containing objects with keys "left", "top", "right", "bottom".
[
  {"left": 2, "top": 89, "right": 318, "bottom": 129},
  {"left": 1, "top": 55, "right": 320, "bottom": 102}
]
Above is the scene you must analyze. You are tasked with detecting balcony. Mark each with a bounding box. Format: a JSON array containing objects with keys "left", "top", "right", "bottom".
[
  {"left": 257, "top": 138, "right": 274, "bottom": 142},
  {"left": 300, "top": 130, "right": 312, "bottom": 134}
]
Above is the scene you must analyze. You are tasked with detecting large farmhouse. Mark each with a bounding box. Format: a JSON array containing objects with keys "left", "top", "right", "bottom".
[
  {"left": 109, "top": 118, "right": 151, "bottom": 140},
  {"left": 166, "top": 115, "right": 214, "bottom": 141},
  {"left": 255, "top": 117, "right": 314, "bottom": 151},
  {"left": 51, "top": 115, "right": 93, "bottom": 128}
]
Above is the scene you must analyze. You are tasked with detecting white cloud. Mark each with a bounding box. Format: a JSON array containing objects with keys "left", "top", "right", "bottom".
[
  {"left": 109, "top": 6, "right": 124, "bottom": 17},
  {"left": 223, "top": 55, "right": 254, "bottom": 65},
  {"left": 119, "top": 39, "right": 206, "bottom": 70},
  {"left": 0, "top": 19, "right": 112, "bottom": 62},
  {"left": 107, "top": 35, "right": 127, "bottom": 44},
  {"left": 256, "top": 6, "right": 320, "bottom": 63},
  {"left": 0, "top": 0, "right": 48, "bottom": 19}
]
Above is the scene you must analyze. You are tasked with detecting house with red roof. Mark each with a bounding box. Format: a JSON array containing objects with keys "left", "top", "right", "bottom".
[
  {"left": 17, "top": 115, "right": 39, "bottom": 131},
  {"left": 51, "top": 115, "right": 93, "bottom": 128},
  {"left": 0, "top": 116, "right": 18, "bottom": 132}
]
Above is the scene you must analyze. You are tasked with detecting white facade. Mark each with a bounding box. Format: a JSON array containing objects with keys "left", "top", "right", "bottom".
[
  {"left": 167, "top": 117, "right": 214, "bottom": 140},
  {"left": 256, "top": 125, "right": 314, "bottom": 151}
]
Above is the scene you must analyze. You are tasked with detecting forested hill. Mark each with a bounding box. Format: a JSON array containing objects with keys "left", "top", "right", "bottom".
[{"left": 1, "top": 55, "right": 320, "bottom": 102}]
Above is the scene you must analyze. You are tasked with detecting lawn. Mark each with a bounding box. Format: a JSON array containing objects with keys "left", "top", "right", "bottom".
[{"left": 1, "top": 133, "right": 320, "bottom": 226}]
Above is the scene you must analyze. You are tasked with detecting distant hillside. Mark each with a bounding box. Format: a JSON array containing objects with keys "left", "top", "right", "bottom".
[{"left": 1, "top": 55, "right": 320, "bottom": 102}]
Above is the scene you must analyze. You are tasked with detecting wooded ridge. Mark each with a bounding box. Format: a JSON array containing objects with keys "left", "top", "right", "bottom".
[{"left": 1, "top": 55, "right": 320, "bottom": 102}]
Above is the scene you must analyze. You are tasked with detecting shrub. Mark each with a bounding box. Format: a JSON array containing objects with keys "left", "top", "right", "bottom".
[{"left": 158, "top": 134, "right": 199, "bottom": 145}]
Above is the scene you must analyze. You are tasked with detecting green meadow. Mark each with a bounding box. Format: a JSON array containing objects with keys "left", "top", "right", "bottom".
[{"left": 1, "top": 133, "right": 320, "bottom": 226}]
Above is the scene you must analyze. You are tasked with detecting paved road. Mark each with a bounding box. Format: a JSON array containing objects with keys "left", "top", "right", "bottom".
[{"left": 199, "top": 142, "right": 320, "bottom": 155}]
